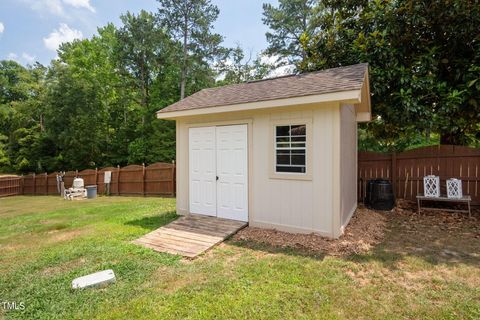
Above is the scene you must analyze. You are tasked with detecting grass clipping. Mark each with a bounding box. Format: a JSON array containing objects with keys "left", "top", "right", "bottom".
[{"left": 233, "top": 207, "right": 386, "bottom": 256}]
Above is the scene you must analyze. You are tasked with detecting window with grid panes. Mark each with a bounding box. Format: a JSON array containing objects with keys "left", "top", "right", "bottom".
[{"left": 275, "top": 124, "right": 306, "bottom": 173}]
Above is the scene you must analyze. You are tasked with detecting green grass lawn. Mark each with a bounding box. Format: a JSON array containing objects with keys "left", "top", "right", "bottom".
[{"left": 0, "top": 196, "right": 479, "bottom": 320}]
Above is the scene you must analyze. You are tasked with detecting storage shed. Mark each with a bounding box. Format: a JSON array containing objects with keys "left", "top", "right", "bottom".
[{"left": 156, "top": 63, "right": 371, "bottom": 238}]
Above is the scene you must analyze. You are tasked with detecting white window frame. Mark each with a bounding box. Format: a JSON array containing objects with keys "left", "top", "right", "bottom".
[
  {"left": 275, "top": 125, "right": 307, "bottom": 174},
  {"left": 269, "top": 119, "right": 313, "bottom": 180}
]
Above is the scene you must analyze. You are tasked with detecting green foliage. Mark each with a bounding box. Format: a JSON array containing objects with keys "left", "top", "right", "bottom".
[
  {"left": 296, "top": 0, "right": 480, "bottom": 150},
  {"left": 0, "top": 5, "right": 274, "bottom": 174},
  {"left": 216, "top": 45, "right": 275, "bottom": 85},
  {"left": 0, "top": 10, "right": 186, "bottom": 173},
  {"left": 262, "top": 0, "right": 318, "bottom": 67},
  {"left": 157, "top": 0, "right": 224, "bottom": 99},
  {"left": 0, "top": 133, "right": 10, "bottom": 168}
]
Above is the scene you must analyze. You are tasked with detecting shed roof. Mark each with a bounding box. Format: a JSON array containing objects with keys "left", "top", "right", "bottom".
[{"left": 157, "top": 63, "right": 371, "bottom": 121}]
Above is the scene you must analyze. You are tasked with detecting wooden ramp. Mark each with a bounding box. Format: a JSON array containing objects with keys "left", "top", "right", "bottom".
[{"left": 133, "top": 214, "right": 247, "bottom": 258}]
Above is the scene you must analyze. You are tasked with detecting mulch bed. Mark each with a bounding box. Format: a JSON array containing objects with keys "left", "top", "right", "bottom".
[
  {"left": 232, "top": 200, "right": 479, "bottom": 256},
  {"left": 232, "top": 206, "right": 387, "bottom": 256},
  {"left": 392, "top": 199, "right": 480, "bottom": 238}
]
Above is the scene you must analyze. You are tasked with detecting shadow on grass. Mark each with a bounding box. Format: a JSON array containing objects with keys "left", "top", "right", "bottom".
[
  {"left": 228, "top": 238, "right": 326, "bottom": 261},
  {"left": 125, "top": 211, "right": 178, "bottom": 231},
  {"left": 228, "top": 211, "right": 480, "bottom": 268},
  {"left": 345, "top": 213, "right": 480, "bottom": 269}
]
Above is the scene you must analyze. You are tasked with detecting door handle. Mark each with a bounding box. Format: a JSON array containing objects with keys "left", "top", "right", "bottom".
[{"left": 216, "top": 176, "right": 219, "bottom": 181}]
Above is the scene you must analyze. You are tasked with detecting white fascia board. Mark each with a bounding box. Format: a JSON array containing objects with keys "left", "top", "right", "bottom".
[{"left": 356, "top": 112, "right": 371, "bottom": 122}]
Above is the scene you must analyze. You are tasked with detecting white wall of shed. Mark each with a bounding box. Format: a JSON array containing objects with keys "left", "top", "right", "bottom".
[
  {"left": 175, "top": 102, "right": 343, "bottom": 237},
  {"left": 339, "top": 104, "right": 358, "bottom": 233}
]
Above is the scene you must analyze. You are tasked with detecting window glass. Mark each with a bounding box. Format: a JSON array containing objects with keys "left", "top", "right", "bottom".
[{"left": 275, "top": 124, "right": 306, "bottom": 174}]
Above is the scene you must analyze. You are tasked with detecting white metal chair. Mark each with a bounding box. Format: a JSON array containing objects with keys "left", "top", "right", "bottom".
[{"left": 64, "top": 178, "right": 87, "bottom": 200}]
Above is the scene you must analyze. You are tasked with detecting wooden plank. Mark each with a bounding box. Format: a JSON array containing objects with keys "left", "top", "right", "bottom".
[
  {"left": 165, "top": 224, "right": 231, "bottom": 238},
  {"left": 133, "top": 215, "right": 247, "bottom": 258},
  {"left": 416, "top": 195, "right": 471, "bottom": 202},
  {"left": 134, "top": 237, "right": 200, "bottom": 255},
  {"left": 141, "top": 233, "right": 213, "bottom": 249},
  {"left": 153, "top": 229, "right": 220, "bottom": 244},
  {"left": 155, "top": 228, "right": 223, "bottom": 243},
  {"left": 186, "top": 215, "right": 247, "bottom": 228},
  {"left": 174, "top": 215, "right": 247, "bottom": 230},
  {"left": 143, "top": 237, "right": 209, "bottom": 253},
  {"left": 133, "top": 240, "right": 196, "bottom": 257},
  {"left": 168, "top": 220, "right": 241, "bottom": 234}
]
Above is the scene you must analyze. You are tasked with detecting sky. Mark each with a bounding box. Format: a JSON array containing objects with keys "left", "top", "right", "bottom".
[{"left": 0, "top": 0, "right": 278, "bottom": 66}]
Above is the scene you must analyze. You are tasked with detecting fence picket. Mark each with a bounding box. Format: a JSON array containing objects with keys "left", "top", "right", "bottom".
[
  {"left": 358, "top": 145, "right": 480, "bottom": 204},
  {"left": 0, "top": 162, "right": 176, "bottom": 198}
]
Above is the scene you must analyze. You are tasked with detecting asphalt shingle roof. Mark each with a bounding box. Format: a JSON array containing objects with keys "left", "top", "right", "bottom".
[{"left": 158, "top": 63, "right": 368, "bottom": 113}]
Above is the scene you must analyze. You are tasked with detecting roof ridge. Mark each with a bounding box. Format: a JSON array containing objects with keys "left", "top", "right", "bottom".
[
  {"left": 228, "top": 62, "right": 368, "bottom": 86},
  {"left": 246, "top": 72, "right": 298, "bottom": 83}
]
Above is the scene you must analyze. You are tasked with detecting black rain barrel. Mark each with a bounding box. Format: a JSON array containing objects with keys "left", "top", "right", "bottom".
[
  {"left": 365, "top": 179, "right": 395, "bottom": 211},
  {"left": 364, "top": 179, "right": 375, "bottom": 207}
]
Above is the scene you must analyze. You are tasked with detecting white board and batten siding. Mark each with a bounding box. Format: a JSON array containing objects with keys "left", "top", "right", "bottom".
[
  {"left": 340, "top": 104, "right": 358, "bottom": 231},
  {"left": 177, "top": 102, "right": 346, "bottom": 237},
  {"left": 188, "top": 124, "right": 248, "bottom": 222}
]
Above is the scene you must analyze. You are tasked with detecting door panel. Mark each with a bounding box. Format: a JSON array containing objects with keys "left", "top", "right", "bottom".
[
  {"left": 188, "top": 124, "right": 248, "bottom": 221},
  {"left": 215, "top": 125, "right": 248, "bottom": 221},
  {"left": 189, "top": 126, "right": 216, "bottom": 216}
]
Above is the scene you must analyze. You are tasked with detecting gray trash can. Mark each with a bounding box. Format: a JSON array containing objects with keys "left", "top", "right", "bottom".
[{"left": 86, "top": 185, "right": 97, "bottom": 199}]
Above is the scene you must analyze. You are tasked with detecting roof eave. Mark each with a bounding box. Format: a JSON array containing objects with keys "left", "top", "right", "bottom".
[
  {"left": 156, "top": 89, "right": 363, "bottom": 120},
  {"left": 355, "top": 70, "right": 372, "bottom": 122}
]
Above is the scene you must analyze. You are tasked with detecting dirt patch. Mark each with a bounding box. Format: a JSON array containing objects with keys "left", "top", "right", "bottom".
[
  {"left": 47, "top": 228, "right": 90, "bottom": 242},
  {"left": 232, "top": 206, "right": 387, "bottom": 256},
  {"left": 383, "top": 200, "right": 480, "bottom": 264},
  {"left": 149, "top": 266, "right": 209, "bottom": 293},
  {"left": 40, "top": 257, "right": 86, "bottom": 276},
  {"left": 1, "top": 242, "right": 28, "bottom": 252},
  {"left": 39, "top": 218, "right": 65, "bottom": 225}
]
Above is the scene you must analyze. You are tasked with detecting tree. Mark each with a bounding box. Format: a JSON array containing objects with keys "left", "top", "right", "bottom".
[
  {"left": 157, "top": 0, "right": 223, "bottom": 99},
  {"left": 116, "top": 11, "right": 169, "bottom": 111},
  {"left": 0, "top": 61, "right": 49, "bottom": 172},
  {"left": 216, "top": 45, "right": 274, "bottom": 85},
  {"left": 0, "top": 6, "right": 223, "bottom": 173},
  {"left": 44, "top": 61, "right": 107, "bottom": 169},
  {"left": 299, "top": 0, "right": 480, "bottom": 148},
  {"left": 0, "top": 134, "right": 10, "bottom": 169},
  {"left": 115, "top": 11, "right": 179, "bottom": 164},
  {"left": 262, "top": 0, "right": 318, "bottom": 68}
]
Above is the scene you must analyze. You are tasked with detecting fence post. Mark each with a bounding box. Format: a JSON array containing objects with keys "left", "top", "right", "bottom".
[
  {"left": 117, "top": 165, "right": 121, "bottom": 196},
  {"left": 391, "top": 151, "right": 397, "bottom": 198},
  {"left": 32, "top": 173, "right": 36, "bottom": 196},
  {"left": 95, "top": 168, "right": 98, "bottom": 186},
  {"left": 45, "top": 172, "right": 48, "bottom": 195},
  {"left": 171, "top": 161, "right": 175, "bottom": 197},
  {"left": 142, "top": 163, "right": 146, "bottom": 197},
  {"left": 21, "top": 174, "right": 24, "bottom": 195}
]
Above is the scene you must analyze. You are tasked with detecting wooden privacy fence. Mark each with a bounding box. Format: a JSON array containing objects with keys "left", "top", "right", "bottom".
[
  {"left": 358, "top": 145, "right": 480, "bottom": 204},
  {"left": 0, "top": 176, "right": 22, "bottom": 197},
  {"left": 1, "top": 162, "right": 175, "bottom": 198}
]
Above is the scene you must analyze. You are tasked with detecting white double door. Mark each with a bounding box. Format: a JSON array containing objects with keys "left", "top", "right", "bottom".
[{"left": 189, "top": 124, "right": 248, "bottom": 222}]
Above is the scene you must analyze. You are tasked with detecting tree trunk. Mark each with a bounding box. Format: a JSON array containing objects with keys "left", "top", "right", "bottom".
[
  {"left": 181, "top": 16, "right": 188, "bottom": 100},
  {"left": 440, "top": 132, "right": 466, "bottom": 145},
  {"left": 40, "top": 114, "right": 45, "bottom": 132}
]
